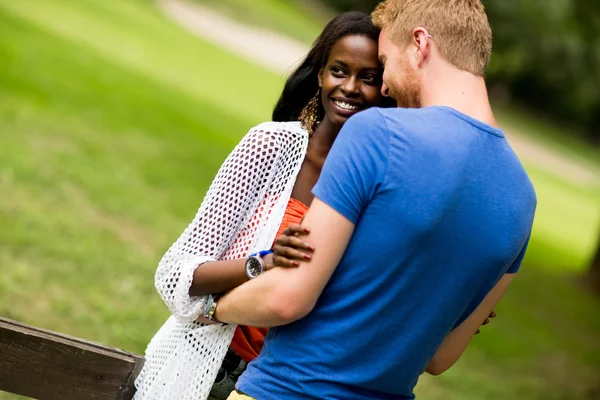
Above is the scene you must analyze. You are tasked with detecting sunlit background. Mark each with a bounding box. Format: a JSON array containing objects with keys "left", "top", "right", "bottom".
[{"left": 0, "top": 0, "right": 598, "bottom": 399}]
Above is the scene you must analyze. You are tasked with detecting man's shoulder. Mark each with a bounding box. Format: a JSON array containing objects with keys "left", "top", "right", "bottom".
[
  {"left": 342, "top": 107, "right": 464, "bottom": 152},
  {"left": 370, "top": 107, "right": 451, "bottom": 150},
  {"left": 348, "top": 107, "right": 414, "bottom": 126},
  {"left": 345, "top": 107, "right": 385, "bottom": 128},
  {"left": 336, "top": 109, "right": 391, "bottom": 149},
  {"left": 376, "top": 106, "right": 456, "bottom": 128},
  {"left": 347, "top": 106, "right": 437, "bottom": 126}
]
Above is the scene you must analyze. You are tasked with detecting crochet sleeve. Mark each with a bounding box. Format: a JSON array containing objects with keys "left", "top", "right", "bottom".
[{"left": 155, "top": 123, "right": 286, "bottom": 322}]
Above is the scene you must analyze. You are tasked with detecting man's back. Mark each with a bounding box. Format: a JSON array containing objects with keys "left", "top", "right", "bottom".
[{"left": 238, "top": 107, "right": 536, "bottom": 400}]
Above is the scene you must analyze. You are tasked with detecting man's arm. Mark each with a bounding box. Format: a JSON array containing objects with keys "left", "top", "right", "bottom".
[
  {"left": 213, "top": 198, "right": 355, "bottom": 327},
  {"left": 425, "top": 273, "right": 515, "bottom": 375},
  {"left": 214, "top": 109, "right": 387, "bottom": 326}
]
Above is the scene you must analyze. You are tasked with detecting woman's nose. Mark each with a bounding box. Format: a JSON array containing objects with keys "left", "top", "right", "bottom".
[{"left": 341, "top": 77, "right": 359, "bottom": 95}]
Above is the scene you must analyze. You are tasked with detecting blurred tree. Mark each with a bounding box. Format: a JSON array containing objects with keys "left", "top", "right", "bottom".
[
  {"left": 483, "top": 0, "right": 600, "bottom": 142},
  {"left": 317, "top": 0, "right": 380, "bottom": 13}
]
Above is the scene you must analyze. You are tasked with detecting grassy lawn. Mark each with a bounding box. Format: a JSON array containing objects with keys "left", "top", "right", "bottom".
[
  {"left": 0, "top": 1, "right": 598, "bottom": 399},
  {"left": 525, "top": 166, "right": 599, "bottom": 271}
]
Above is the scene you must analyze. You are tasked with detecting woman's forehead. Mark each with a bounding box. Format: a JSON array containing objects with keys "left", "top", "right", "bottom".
[{"left": 328, "top": 35, "right": 380, "bottom": 66}]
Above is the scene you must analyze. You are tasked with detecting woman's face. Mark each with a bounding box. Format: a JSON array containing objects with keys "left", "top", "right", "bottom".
[{"left": 319, "top": 35, "right": 385, "bottom": 128}]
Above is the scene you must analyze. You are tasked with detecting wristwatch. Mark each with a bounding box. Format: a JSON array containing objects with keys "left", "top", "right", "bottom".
[
  {"left": 245, "top": 250, "right": 273, "bottom": 279},
  {"left": 202, "top": 294, "right": 221, "bottom": 323}
]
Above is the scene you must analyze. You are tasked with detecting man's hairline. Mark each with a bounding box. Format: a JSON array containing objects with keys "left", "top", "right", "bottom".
[{"left": 379, "top": 24, "right": 489, "bottom": 77}]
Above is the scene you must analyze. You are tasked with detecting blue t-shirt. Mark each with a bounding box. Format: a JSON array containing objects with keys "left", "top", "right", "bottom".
[{"left": 237, "top": 106, "right": 536, "bottom": 399}]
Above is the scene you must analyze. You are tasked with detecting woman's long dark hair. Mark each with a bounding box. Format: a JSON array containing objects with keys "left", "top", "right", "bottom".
[{"left": 272, "top": 12, "right": 384, "bottom": 123}]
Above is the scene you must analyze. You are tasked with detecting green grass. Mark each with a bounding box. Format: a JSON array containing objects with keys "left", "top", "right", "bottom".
[
  {"left": 0, "top": 0, "right": 283, "bottom": 350},
  {"left": 0, "top": 1, "right": 598, "bottom": 399},
  {"left": 416, "top": 267, "right": 600, "bottom": 400},
  {"left": 524, "top": 163, "right": 600, "bottom": 271}
]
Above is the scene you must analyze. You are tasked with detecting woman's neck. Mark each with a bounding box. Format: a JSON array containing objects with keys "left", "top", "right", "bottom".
[{"left": 309, "top": 117, "right": 341, "bottom": 157}]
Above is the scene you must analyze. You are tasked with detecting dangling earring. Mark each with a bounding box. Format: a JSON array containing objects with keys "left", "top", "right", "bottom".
[{"left": 299, "top": 89, "right": 320, "bottom": 137}]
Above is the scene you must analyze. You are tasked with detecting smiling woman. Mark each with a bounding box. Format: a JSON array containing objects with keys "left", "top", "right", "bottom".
[
  {"left": 136, "top": 11, "right": 396, "bottom": 400},
  {"left": 318, "top": 35, "right": 384, "bottom": 126}
]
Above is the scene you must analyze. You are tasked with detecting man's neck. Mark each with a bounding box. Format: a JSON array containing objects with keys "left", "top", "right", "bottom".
[{"left": 420, "top": 67, "right": 498, "bottom": 128}]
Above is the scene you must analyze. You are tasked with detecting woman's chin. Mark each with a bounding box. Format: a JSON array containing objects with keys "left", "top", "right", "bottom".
[{"left": 333, "top": 110, "right": 361, "bottom": 126}]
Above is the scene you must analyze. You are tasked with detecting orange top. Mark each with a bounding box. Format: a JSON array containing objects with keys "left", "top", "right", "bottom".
[{"left": 230, "top": 198, "right": 309, "bottom": 363}]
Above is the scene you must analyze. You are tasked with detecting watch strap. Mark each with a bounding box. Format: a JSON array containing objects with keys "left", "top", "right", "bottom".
[
  {"left": 204, "top": 294, "right": 222, "bottom": 323},
  {"left": 250, "top": 250, "right": 273, "bottom": 258}
]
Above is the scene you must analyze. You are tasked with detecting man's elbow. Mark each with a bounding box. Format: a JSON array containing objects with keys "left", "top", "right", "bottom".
[
  {"left": 265, "top": 286, "right": 315, "bottom": 325},
  {"left": 425, "top": 362, "right": 445, "bottom": 376},
  {"left": 425, "top": 357, "right": 455, "bottom": 376}
]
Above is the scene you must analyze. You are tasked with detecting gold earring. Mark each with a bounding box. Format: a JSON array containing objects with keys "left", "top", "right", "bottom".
[{"left": 299, "top": 89, "right": 320, "bottom": 137}]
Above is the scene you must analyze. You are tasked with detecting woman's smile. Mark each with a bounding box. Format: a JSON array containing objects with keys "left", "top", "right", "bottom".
[{"left": 330, "top": 97, "right": 363, "bottom": 116}]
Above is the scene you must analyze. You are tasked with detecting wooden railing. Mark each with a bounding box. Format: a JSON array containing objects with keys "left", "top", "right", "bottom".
[{"left": 0, "top": 317, "right": 144, "bottom": 400}]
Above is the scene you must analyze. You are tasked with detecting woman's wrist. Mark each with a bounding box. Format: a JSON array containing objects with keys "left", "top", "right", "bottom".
[
  {"left": 263, "top": 253, "right": 274, "bottom": 270},
  {"left": 190, "top": 258, "right": 252, "bottom": 296}
]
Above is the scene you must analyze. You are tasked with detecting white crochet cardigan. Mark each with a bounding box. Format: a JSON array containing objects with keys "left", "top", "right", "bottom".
[{"left": 134, "top": 121, "right": 309, "bottom": 400}]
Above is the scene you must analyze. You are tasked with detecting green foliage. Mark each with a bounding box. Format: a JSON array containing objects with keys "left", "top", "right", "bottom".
[{"left": 318, "top": 0, "right": 380, "bottom": 13}]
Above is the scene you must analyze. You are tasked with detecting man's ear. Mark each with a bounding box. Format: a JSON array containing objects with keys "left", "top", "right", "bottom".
[{"left": 412, "top": 27, "right": 431, "bottom": 67}]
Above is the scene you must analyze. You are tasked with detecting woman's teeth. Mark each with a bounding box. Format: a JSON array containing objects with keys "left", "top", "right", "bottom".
[{"left": 333, "top": 100, "right": 359, "bottom": 111}]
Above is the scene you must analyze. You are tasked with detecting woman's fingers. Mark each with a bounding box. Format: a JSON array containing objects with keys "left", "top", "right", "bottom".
[
  {"left": 478, "top": 312, "right": 497, "bottom": 334},
  {"left": 272, "top": 254, "right": 300, "bottom": 268},
  {"left": 272, "top": 244, "right": 311, "bottom": 262},
  {"left": 270, "top": 224, "right": 315, "bottom": 269},
  {"left": 275, "top": 235, "right": 314, "bottom": 251},
  {"left": 282, "top": 224, "right": 310, "bottom": 237}
]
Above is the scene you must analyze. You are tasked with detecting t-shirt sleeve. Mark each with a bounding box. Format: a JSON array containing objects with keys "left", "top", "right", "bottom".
[
  {"left": 506, "top": 234, "right": 530, "bottom": 274},
  {"left": 312, "top": 109, "right": 389, "bottom": 224}
]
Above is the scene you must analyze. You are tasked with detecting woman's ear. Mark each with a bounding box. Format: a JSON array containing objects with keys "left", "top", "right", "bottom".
[{"left": 318, "top": 68, "right": 324, "bottom": 87}]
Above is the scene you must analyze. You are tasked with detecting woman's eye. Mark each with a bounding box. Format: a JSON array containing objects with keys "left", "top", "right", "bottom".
[
  {"left": 362, "top": 74, "right": 379, "bottom": 84},
  {"left": 331, "top": 67, "right": 345, "bottom": 76}
]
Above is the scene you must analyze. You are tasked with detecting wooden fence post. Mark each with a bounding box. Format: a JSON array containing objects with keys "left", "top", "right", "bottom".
[{"left": 0, "top": 317, "right": 144, "bottom": 400}]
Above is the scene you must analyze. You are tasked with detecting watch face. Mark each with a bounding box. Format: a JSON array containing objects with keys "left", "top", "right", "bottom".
[{"left": 246, "top": 257, "right": 263, "bottom": 278}]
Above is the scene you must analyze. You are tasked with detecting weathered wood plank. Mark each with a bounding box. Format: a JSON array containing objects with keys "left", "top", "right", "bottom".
[{"left": 0, "top": 317, "right": 144, "bottom": 400}]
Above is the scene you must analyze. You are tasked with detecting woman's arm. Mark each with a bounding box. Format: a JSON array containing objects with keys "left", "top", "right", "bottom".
[
  {"left": 189, "top": 259, "right": 248, "bottom": 296},
  {"left": 191, "top": 223, "right": 316, "bottom": 296},
  {"left": 425, "top": 273, "right": 515, "bottom": 375},
  {"left": 189, "top": 256, "right": 275, "bottom": 296},
  {"left": 191, "top": 224, "right": 316, "bottom": 297},
  {"left": 155, "top": 124, "right": 290, "bottom": 322}
]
